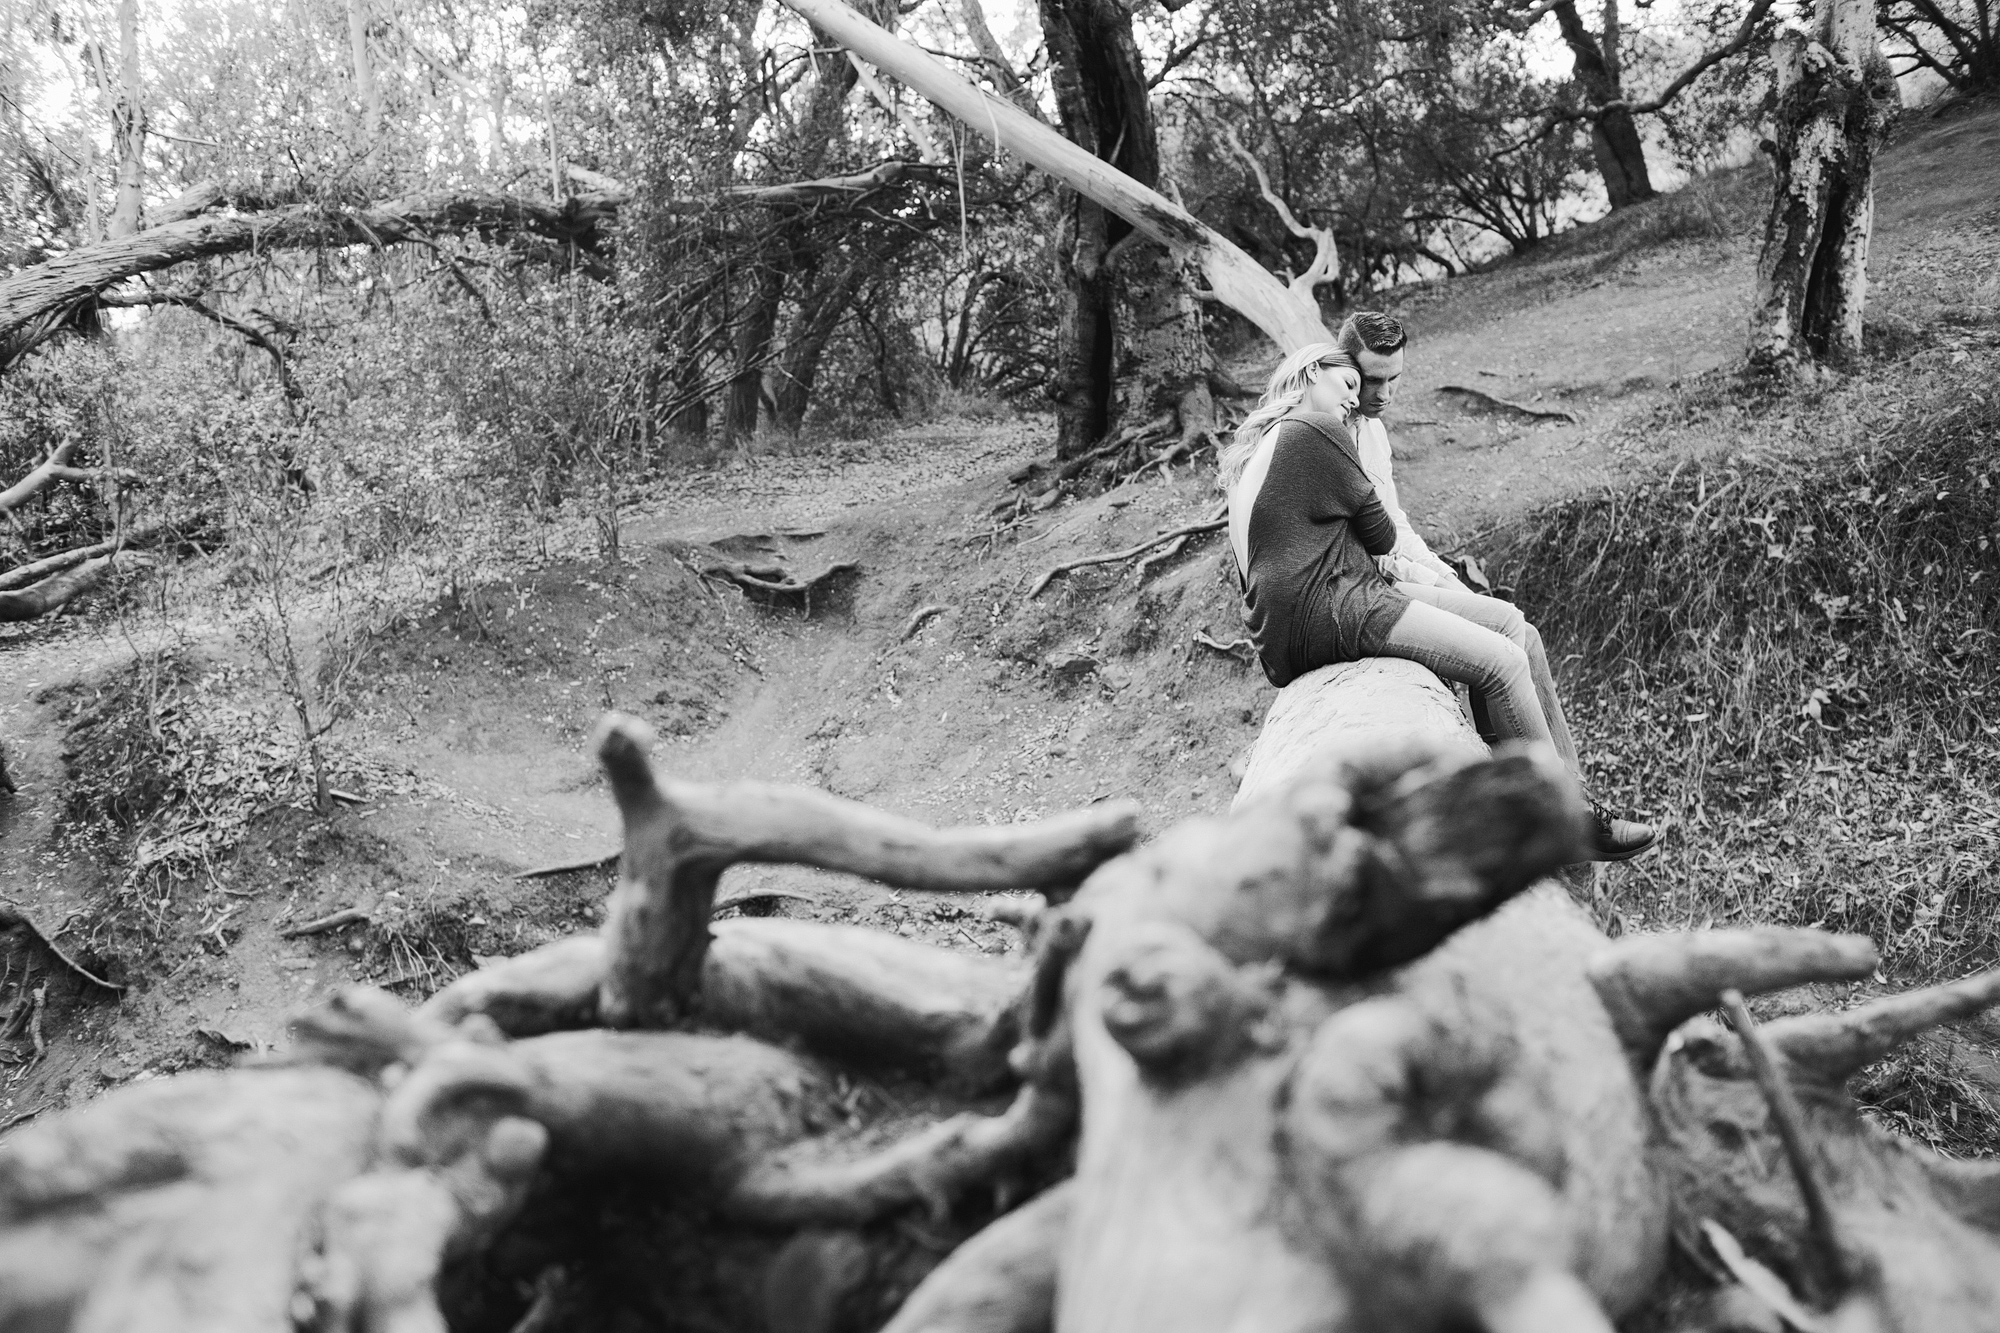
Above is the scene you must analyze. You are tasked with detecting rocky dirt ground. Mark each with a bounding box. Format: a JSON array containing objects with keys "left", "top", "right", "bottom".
[{"left": 1, "top": 99, "right": 1995, "bottom": 1133}]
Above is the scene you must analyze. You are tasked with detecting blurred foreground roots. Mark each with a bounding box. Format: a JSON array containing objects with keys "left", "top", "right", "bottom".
[{"left": 5, "top": 709, "right": 2000, "bottom": 1332}]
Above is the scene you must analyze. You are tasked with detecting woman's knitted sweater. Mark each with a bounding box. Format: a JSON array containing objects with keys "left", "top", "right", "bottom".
[{"left": 1238, "top": 411, "right": 1409, "bottom": 687}]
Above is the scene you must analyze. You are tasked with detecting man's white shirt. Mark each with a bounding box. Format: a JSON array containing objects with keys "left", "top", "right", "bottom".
[{"left": 1352, "top": 414, "right": 1461, "bottom": 589}]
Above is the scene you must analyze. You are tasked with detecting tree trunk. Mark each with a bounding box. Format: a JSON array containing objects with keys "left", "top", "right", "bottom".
[
  {"left": 1552, "top": 0, "right": 1657, "bottom": 209},
  {"left": 108, "top": 0, "right": 144, "bottom": 238},
  {"left": 346, "top": 0, "right": 384, "bottom": 165},
  {"left": 723, "top": 265, "right": 786, "bottom": 443},
  {"left": 1588, "top": 109, "right": 1656, "bottom": 210},
  {"left": 1746, "top": 2, "right": 1898, "bottom": 374},
  {"left": 1038, "top": 0, "right": 1211, "bottom": 464},
  {"left": 772, "top": 263, "right": 865, "bottom": 434}
]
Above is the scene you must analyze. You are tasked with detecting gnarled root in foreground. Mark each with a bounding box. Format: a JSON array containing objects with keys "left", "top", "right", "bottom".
[
  {"left": 1652, "top": 967, "right": 2000, "bottom": 1332},
  {"left": 881, "top": 1180, "right": 1071, "bottom": 1333},
  {"left": 727, "top": 1080, "right": 1076, "bottom": 1227}
]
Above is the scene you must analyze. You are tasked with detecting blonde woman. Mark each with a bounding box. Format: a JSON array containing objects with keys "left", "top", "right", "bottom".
[{"left": 1222, "top": 342, "right": 1657, "bottom": 862}]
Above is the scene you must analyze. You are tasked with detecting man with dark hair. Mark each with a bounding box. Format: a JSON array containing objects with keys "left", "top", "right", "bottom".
[
  {"left": 1333, "top": 312, "right": 1460, "bottom": 592},
  {"left": 1332, "top": 311, "right": 1658, "bottom": 860}
]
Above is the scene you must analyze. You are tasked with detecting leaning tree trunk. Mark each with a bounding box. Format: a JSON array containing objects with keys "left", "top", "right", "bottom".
[
  {"left": 108, "top": 0, "right": 145, "bottom": 238},
  {"left": 772, "top": 0, "right": 1329, "bottom": 356},
  {"left": 0, "top": 190, "right": 622, "bottom": 373},
  {"left": 1745, "top": 0, "right": 1899, "bottom": 374}
]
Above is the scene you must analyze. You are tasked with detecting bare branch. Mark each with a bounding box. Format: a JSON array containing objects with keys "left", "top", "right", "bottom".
[
  {"left": 95, "top": 291, "right": 305, "bottom": 399},
  {"left": 1621, "top": 0, "right": 1780, "bottom": 116},
  {"left": 1220, "top": 123, "right": 1340, "bottom": 296}
]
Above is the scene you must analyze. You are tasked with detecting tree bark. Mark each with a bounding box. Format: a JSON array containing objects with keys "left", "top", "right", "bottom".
[
  {"left": 723, "top": 264, "right": 787, "bottom": 443},
  {"left": 1745, "top": 2, "right": 1899, "bottom": 373},
  {"left": 108, "top": 0, "right": 144, "bottom": 238},
  {"left": 1038, "top": 0, "right": 1211, "bottom": 463}
]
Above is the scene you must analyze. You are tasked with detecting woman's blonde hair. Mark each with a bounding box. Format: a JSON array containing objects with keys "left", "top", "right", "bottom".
[{"left": 1216, "top": 342, "right": 1360, "bottom": 491}]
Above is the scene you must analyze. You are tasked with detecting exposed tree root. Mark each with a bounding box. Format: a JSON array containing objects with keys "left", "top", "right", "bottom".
[
  {"left": 0, "top": 901, "right": 125, "bottom": 991},
  {"left": 880, "top": 1180, "right": 1070, "bottom": 1333},
  {"left": 512, "top": 852, "right": 620, "bottom": 881},
  {"left": 1190, "top": 629, "right": 1255, "bottom": 664},
  {"left": 593, "top": 712, "right": 1138, "bottom": 1028},
  {"left": 726, "top": 1081, "right": 1076, "bottom": 1227},
  {"left": 1028, "top": 505, "right": 1225, "bottom": 598},
  {"left": 697, "top": 556, "right": 862, "bottom": 612},
  {"left": 901, "top": 604, "right": 949, "bottom": 641},
  {"left": 1438, "top": 384, "right": 1581, "bottom": 423}
]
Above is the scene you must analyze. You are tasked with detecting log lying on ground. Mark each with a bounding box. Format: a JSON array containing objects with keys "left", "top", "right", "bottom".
[
  {"left": 1231, "top": 658, "right": 1480, "bottom": 810},
  {"left": 0, "top": 554, "right": 148, "bottom": 623}
]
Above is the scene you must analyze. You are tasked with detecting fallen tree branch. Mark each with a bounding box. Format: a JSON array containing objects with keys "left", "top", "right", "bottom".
[
  {"left": 96, "top": 291, "right": 304, "bottom": 400},
  {"left": 0, "top": 554, "right": 150, "bottom": 624},
  {"left": 1438, "top": 384, "right": 1580, "bottom": 424},
  {"left": 0, "top": 901, "right": 126, "bottom": 991},
  {"left": 0, "top": 189, "right": 623, "bottom": 372},
  {"left": 282, "top": 906, "right": 373, "bottom": 939},
  {"left": 0, "top": 440, "right": 80, "bottom": 515},
  {"left": 0, "top": 513, "right": 211, "bottom": 591},
  {"left": 1029, "top": 505, "right": 1226, "bottom": 598}
]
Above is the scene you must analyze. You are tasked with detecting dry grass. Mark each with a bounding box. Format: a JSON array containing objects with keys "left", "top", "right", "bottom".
[{"left": 1488, "top": 351, "right": 2000, "bottom": 1152}]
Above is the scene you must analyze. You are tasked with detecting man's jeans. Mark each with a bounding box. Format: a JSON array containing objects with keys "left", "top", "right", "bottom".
[{"left": 1381, "top": 582, "right": 1582, "bottom": 777}]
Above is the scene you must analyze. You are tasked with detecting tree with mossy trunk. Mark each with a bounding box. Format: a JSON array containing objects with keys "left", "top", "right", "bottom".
[{"left": 1745, "top": 0, "right": 1901, "bottom": 374}]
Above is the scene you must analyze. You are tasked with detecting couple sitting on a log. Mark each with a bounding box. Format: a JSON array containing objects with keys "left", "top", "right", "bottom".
[{"left": 1223, "top": 311, "right": 1658, "bottom": 862}]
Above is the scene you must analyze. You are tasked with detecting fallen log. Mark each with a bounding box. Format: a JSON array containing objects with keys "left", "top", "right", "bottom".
[
  {"left": 0, "top": 514, "right": 201, "bottom": 592},
  {"left": 0, "top": 554, "right": 150, "bottom": 623}
]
